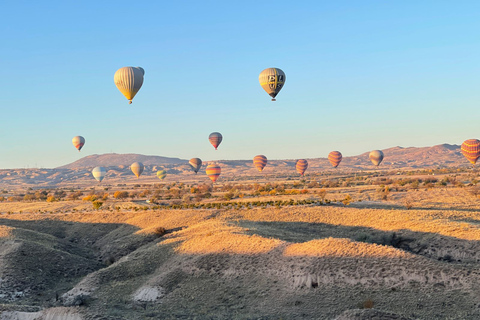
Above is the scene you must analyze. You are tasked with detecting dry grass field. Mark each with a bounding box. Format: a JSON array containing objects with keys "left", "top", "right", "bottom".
[{"left": 1, "top": 168, "right": 480, "bottom": 319}]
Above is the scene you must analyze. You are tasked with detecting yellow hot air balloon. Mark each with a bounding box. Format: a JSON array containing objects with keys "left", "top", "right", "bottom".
[
  {"left": 114, "top": 67, "right": 145, "bottom": 104},
  {"left": 259, "top": 68, "right": 286, "bottom": 101},
  {"left": 131, "top": 162, "right": 144, "bottom": 178},
  {"left": 157, "top": 170, "right": 167, "bottom": 180}
]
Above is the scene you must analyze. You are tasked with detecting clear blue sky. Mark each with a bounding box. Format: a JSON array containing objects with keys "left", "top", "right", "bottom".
[{"left": 1, "top": 1, "right": 479, "bottom": 168}]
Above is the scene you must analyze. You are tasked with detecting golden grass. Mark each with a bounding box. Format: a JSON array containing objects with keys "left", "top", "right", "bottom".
[
  {"left": 222, "top": 206, "right": 480, "bottom": 241},
  {"left": 0, "top": 225, "right": 14, "bottom": 238},
  {"left": 283, "top": 237, "right": 413, "bottom": 258},
  {"left": 163, "top": 219, "right": 284, "bottom": 254}
]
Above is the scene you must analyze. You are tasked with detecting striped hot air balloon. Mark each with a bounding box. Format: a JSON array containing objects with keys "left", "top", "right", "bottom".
[
  {"left": 131, "top": 162, "right": 144, "bottom": 178},
  {"left": 92, "top": 167, "right": 106, "bottom": 182},
  {"left": 259, "top": 68, "right": 286, "bottom": 101},
  {"left": 253, "top": 155, "right": 268, "bottom": 172},
  {"left": 189, "top": 158, "right": 202, "bottom": 174},
  {"left": 369, "top": 150, "right": 384, "bottom": 166},
  {"left": 296, "top": 159, "right": 308, "bottom": 176},
  {"left": 114, "top": 67, "right": 144, "bottom": 104},
  {"left": 328, "top": 151, "right": 342, "bottom": 168},
  {"left": 209, "top": 132, "right": 223, "bottom": 150},
  {"left": 206, "top": 164, "right": 221, "bottom": 182},
  {"left": 461, "top": 139, "right": 480, "bottom": 165},
  {"left": 157, "top": 170, "right": 167, "bottom": 180},
  {"left": 72, "top": 136, "right": 85, "bottom": 152}
]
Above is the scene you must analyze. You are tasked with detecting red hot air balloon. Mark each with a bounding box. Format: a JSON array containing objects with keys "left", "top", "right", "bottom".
[
  {"left": 209, "top": 132, "right": 223, "bottom": 150},
  {"left": 296, "top": 159, "right": 308, "bottom": 176},
  {"left": 206, "top": 164, "right": 221, "bottom": 182},
  {"left": 253, "top": 155, "right": 268, "bottom": 172},
  {"left": 328, "top": 151, "right": 342, "bottom": 168},
  {"left": 461, "top": 139, "right": 480, "bottom": 165}
]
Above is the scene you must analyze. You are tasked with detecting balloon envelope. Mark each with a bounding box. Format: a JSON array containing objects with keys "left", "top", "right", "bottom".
[
  {"left": 253, "top": 155, "right": 268, "bottom": 172},
  {"left": 189, "top": 158, "right": 202, "bottom": 174},
  {"left": 114, "top": 67, "right": 144, "bottom": 104},
  {"left": 209, "top": 132, "right": 223, "bottom": 150},
  {"left": 296, "top": 159, "right": 308, "bottom": 176},
  {"left": 206, "top": 164, "right": 221, "bottom": 182},
  {"left": 131, "top": 162, "right": 144, "bottom": 178},
  {"left": 157, "top": 170, "right": 167, "bottom": 180},
  {"left": 259, "top": 68, "right": 286, "bottom": 101},
  {"left": 369, "top": 150, "right": 384, "bottom": 166},
  {"left": 72, "top": 136, "right": 85, "bottom": 152},
  {"left": 92, "top": 167, "right": 106, "bottom": 182},
  {"left": 461, "top": 139, "right": 480, "bottom": 165},
  {"left": 328, "top": 151, "right": 342, "bottom": 168}
]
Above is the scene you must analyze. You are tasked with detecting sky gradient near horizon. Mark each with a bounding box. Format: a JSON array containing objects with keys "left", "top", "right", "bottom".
[{"left": 1, "top": 1, "right": 479, "bottom": 168}]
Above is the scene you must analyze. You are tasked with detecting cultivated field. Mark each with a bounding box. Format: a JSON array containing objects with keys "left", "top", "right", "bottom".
[{"left": 1, "top": 168, "right": 480, "bottom": 319}]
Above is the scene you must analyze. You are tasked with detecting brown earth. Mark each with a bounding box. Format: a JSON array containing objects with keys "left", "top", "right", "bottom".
[{"left": 1, "top": 185, "right": 480, "bottom": 319}]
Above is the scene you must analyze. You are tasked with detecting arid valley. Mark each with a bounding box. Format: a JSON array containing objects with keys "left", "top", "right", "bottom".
[{"left": 1, "top": 145, "right": 480, "bottom": 319}]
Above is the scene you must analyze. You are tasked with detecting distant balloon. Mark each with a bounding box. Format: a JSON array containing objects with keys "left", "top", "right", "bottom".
[
  {"left": 209, "top": 132, "right": 223, "bottom": 150},
  {"left": 189, "top": 158, "right": 202, "bottom": 174},
  {"left": 253, "top": 155, "right": 268, "bottom": 172},
  {"left": 295, "top": 159, "right": 308, "bottom": 176},
  {"left": 114, "top": 67, "right": 145, "bottom": 104},
  {"left": 206, "top": 164, "right": 221, "bottom": 182},
  {"left": 156, "top": 170, "right": 167, "bottom": 180},
  {"left": 328, "top": 151, "right": 342, "bottom": 168},
  {"left": 131, "top": 162, "right": 144, "bottom": 178},
  {"left": 72, "top": 136, "right": 85, "bottom": 152},
  {"left": 369, "top": 150, "right": 384, "bottom": 166},
  {"left": 259, "top": 68, "right": 286, "bottom": 101},
  {"left": 461, "top": 139, "right": 480, "bottom": 165},
  {"left": 92, "top": 167, "right": 106, "bottom": 182}
]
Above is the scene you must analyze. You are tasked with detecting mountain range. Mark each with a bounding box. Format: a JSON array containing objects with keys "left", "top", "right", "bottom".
[{"left": 0, "top": 144, "right": 467, "bottom": 188}]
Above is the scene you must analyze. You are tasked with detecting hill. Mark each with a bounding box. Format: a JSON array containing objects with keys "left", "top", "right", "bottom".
[
  {"left": 0, "top": 144, "right": 468, "bottom": 189},
  {"left": 58, "top": 153, "right": 188, "bottom": 169}
]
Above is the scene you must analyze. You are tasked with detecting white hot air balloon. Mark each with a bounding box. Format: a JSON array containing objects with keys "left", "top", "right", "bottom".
[{"left": 92, "top": 166, "right": 107, "bottom": 182}]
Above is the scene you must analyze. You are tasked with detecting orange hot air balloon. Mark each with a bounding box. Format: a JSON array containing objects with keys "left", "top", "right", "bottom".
[
  {"left": 296, "top": 159, "right": 308, "bottom": 176},
  {"left": 461, "top": 139, "right": 480, "bottom": 165},
  {"left": 328, "top": 151, "right": 342, "bottom": 168},
  {"left": 253, "top": 155, "right": 268, "bottom": 172},
  {"left": 209, "top": 132, "right": 223, "bottom": 150},
  {"left": 206, "top": 164, "right": 221, "bottom": 182}
]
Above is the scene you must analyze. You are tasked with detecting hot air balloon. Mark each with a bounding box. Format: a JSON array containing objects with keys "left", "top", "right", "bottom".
[
  {"left": 209, "top": 132, "right": 223, "bottom": 150},
  {"left": 461, "top": 139, "right": 480, "bottom": 165},
  {"left": 253, "top": 155, "right": 268, "bottom": 172},
  {"left": 259, "top": 68, "right": 286, "bottom": 101},
  {"left": 206, "top": 164, "right": 221, "bottom": 182},
  {"left": 189, "top": 158, "right": 202, "bottom": 174},
  {"left": 114, "top": 67, "right": 145, "bottom": 104},
  {"left": 157, "top": 170, "right": 167, "bottom": 180},
  {"left": 296, "top": 159, "right": 308, "bottom": 176},
  {"left": 92, "top": 167, "right": 106, "bottom": 182},
  {"left": 369, "top": 150, "right": 384, "bottom": 166},
  {"left": 328, "top": 151, "right": 342, "bottom": 168},
  {"left": 131, "top": 162, "right": 144, "bottom": 178},
  {"left": 72, "top": 136, "right": 85, "bottom": 152}
]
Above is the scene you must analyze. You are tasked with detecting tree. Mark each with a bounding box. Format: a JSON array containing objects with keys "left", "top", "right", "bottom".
[{"left": 113, "top": 191, "right": 129, "bottom": 199}]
